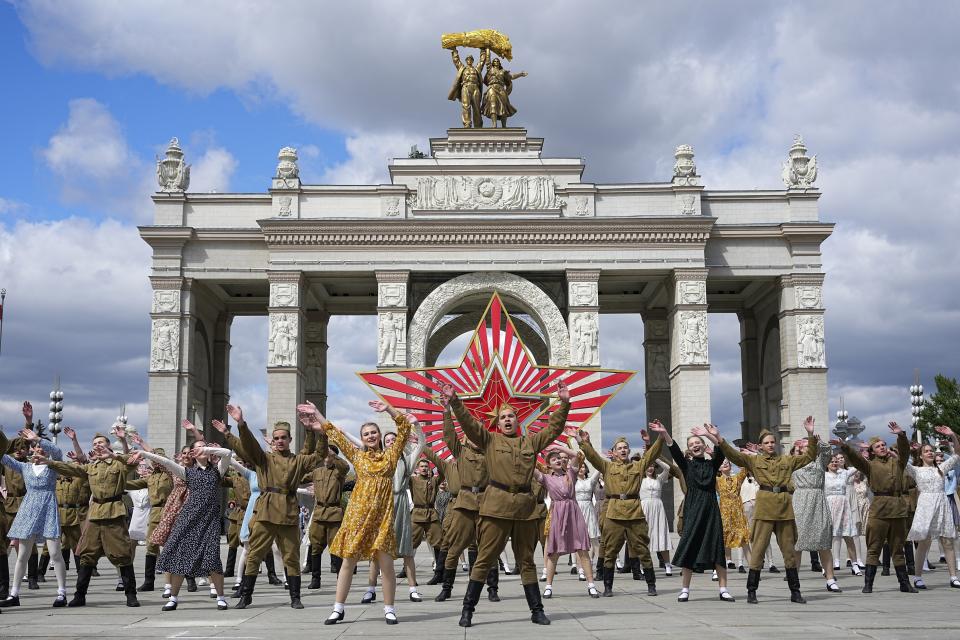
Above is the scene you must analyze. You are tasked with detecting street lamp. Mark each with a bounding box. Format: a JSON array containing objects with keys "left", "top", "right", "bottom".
[
  {"left": 910, "top": 369, "right": 924, "bottom": 438},
  {"left": 49, "top": 376, "right": 64, "bottom": 444}
]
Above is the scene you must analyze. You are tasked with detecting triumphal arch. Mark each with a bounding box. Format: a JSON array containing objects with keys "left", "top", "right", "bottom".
[{"left": 141, "top": 36, "right": 831, "bottom": 456}]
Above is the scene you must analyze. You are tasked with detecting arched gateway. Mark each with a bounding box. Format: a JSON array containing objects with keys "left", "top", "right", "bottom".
[{"left": 142, "top": 129, "right": 832, "bottom": 458}]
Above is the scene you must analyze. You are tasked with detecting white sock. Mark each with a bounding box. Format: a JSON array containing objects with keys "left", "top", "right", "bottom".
[
  {"left": 169, "top": 595, "right": 178, "bottom": 603},
  {"left": 680, "top": 587, "right": 689, "bottom": 594},
  {"left": 384, "top": 605, "right": 395, "bottom": 615},
  {"left": 545, "top": 583, "right": 552, "bottom": 589},
  {"left": 366, "top": 585, "right": 376, "bottom": 594},
  {"left": 826, "top": 579, "right": 837, "bottom": 585},
  {"left": 333, "top": 601, "right": 345, "bottom": 613},
  {"left": 719, "top": 587, "right": 729, "bottom": 594},
  {"left": 409, "top": 586, "right": 418, "bottom": 593},
  {"left": 587, "top": 582, "right": 595, "bottom": 588},
  {"left": 665, "top": 563, "right": 673, "bottom": 569},
  {"left": 164, "top": 583, "right": 172, "bottom": 589}
]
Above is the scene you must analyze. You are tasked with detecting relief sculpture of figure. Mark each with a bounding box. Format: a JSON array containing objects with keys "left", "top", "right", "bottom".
[
  {"left": 481, "top": 54, "right": 528, "bottom": 128},
  {"left": 448, "top": 48, "right": 488, "bottom": 128}
]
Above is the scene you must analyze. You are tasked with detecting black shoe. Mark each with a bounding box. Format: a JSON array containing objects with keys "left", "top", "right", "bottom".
[
  {"left": 643, "top": 565, "right": 657, "bottom": 596},
  {"left": 0, "top": 596, "right": 19, "bottom": 608},
  {"left": 602, "top": 567, "right": 614, "bottom": 597},
  {"left": 895, "top": 566, "right": 918, "bottom": 593},
  {"left": 746, "top": 569, "right": 761, "bottom": 604},
  {"left": 361, "top": 589, "right": 376, "bottom": 604},
  {"left": 266, "top": 571, "right": 283, "bottom": 586},
  {"left": 120, "top": 565, "right": 141, "bottom": 607},
  {"left": 235, "top": 574, "right": 258, "bottom": 609},
  {"left": 459, "top": 579, "right": 483, "bottom": 628},
  {"left": 523, "top": 583, "right": 550, "bottom": 625},
  {"left": 738, "top": 566, "right": 746, "bottom": 574},
  {"left": 38, "top": 554, "right": 51, "bottom": 581},
  {"left": 68, "top": 564, "right": 93, "bottom": 608},
  {"left": 308, "top": 554, "right": 323, "bottom": 589},
  {"left": 810, "top": 552, "right": 822, "bottom": 573},
  {"left": 52, "top": 593, "right": 67, "bottom": 607},
  {"left": 881, "top": 566, "right": 891, "bottom": 576},
  {"left": 488, "top": 587, "right": 500, "bottom": 602},
  {"left": 485, "top": 566, "right": 500, "bottom": 600},
  {"left": 330, "top": 555, "right": 343, "bottom": 575},
  {"left": 427, "top": 549, "right": 445, "bottom": 585},
  {"left": 288, "top": 575, "right": 304, "bottom": 609},
  {"left": 726, "top": 562, "right": 736, "bottom": 569},
  {"left": 186, "top": 576, "right": 198, "bottom": 592},
  {"left": 631, "top": 558, "right": 644, "bottom": 581},
  {"left": 162, "top": 600, "right": 178, "bottom": 611},
  {"left": 139, "top": 555, "right": 157, "bottom": 592},
  {"left": 0, "top": 555, "right": 8, "bottom": 601},
  {"left": 324, "top": 610, "right": 345, "bottom": 625},
  {"left": 786, "top": 568, "right": 806, "bottom": 604},
  {"left": 768, "top": 565, "right": 780, "bottom": 574},
  {"left": 435, "top": 567, "right": 456, "bottom": 602},
  {"left": 862, "top": 564, "right": 877, "bottom": 593},
  {"left": 570, "top": 567, "right": 578, "bottom": 575},
  {"left": 397, "top": 567, "right": 408, "bottom": 579},
  {"left": 27, "top": 552, "right": 39, "bottom": 589}
]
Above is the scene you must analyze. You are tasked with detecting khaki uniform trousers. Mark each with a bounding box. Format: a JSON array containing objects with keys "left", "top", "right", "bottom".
[
  {"left": 601, "top": 517, "right": 652, "bottom": 570},
  {"left": 444, "top": 508, "right": 479, "bottom": 570},
  {"left": 748, "top": 519, "right": 798, "bottom": 570},
  {"left": 244, "top": 520, "right": 301, "bottom": 576},
  {"left": 470, "top": 515, "right": 540, "bottom": 584},
  {"left": 76, "top": 517, "right": 133, "bottom": 567},
  {"left": 411, "top": 520, "right": 443, "bottom": 550},
  {"left": 865, "top": 516, "right": 909, "bottom": 566},
  {"left": 0, "top": 510, "right": 10, "bottom": 556},
  {"left": 308, "top": 520, "right": 341, "bottom": 552}
]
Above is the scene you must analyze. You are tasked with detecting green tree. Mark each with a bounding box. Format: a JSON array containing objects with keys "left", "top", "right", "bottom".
[{"left": 917, "top": 374, "right": 960, "bottom": 439}]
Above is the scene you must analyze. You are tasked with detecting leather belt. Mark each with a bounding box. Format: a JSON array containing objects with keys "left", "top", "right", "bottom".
[
  {"left": 872, "top": 491, "right": 903, "bottom": 497},
  {"left": 759, "top": 485, "right": 793, "bottom": 495},
  {"left": 91, "top": 495, "right": 123, "bottom": 504},
  {"left": 489, "top": 480, "right": 531, "bottom": 494},
  {"left": 152, "top": 499, "right": 167, "bottom": 508},
  {"left": 62, "top": 503, "right": 86, "bottom": 509},
  {"left": 613, "top": 493, "right": 640, "bottom": 500},
  {"left": 263, "top": 487, "right": 289, "bottom": 495},
  {"left": 466, "top": 485, "right": 486, "bottom": 494},
  {"left": 413, "top": 503, "right": 434, "bottom": 509},
  {"left": 317, "top": 500, "right": 341, "bottom": 507}
]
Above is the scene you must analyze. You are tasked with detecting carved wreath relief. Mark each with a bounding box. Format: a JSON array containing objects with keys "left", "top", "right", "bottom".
[
  {"left": 408, "top": 175, "right": 563, "bottom": 210},
  {"left": 152, "top": 290, "right": 180, "bottom": 314},
  {"left": 679, "top": 280, "right": 706, "bottom": 305},
  {"left": 269, "top": 282, "right": 299, "bottom": 308},
  {"left": 795, "top": 286, "right": 822, "bottom": 310},
  {"left": 569, "top": 282, "right": 598, "bottom": 307},
  {"left": 378, "top": 283, "right": 407, "bottom": 308}
]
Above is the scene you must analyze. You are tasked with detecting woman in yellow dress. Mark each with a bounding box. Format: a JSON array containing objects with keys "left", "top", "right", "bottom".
[
  {"left": 717, "top": 460, "right": 751, "bottom": 572},
  {"left": 297, "top": 399, "right": 414, "bottom": 626}
]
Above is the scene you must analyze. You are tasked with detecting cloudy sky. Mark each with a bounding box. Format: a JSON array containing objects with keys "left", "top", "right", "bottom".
[{"left": 1, "top": 1, "right": 958, "bottom": 449}]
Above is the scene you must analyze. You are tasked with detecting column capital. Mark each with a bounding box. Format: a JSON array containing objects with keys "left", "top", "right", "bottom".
[
  {"left": 267, "top": 271, "right": 304, "bottom": 311},
  {"left": 565, "top": 269, "right": 601, "bottom": 283},
  {"left": 375, "top": 270, "right": 411, "bottom": 283},
  {"left": 671, "top": 268, "right": 709, "bottom": 283},
  {"left": 778, "top": 272, "right": 825, "bottom": 314}
]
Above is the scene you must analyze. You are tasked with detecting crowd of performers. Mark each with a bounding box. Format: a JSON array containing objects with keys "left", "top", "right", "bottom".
[{"left": 1, "top": 391, "right": 959, "bottom": 626}]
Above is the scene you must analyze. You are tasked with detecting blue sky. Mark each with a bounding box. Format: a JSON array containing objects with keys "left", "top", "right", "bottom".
[{"left": 1, "top": 1, "right": 958, "bottom": 451}]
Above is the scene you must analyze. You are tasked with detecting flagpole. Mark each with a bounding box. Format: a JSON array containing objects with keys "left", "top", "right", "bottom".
[{"left": 0, "top": 288, "right": 6, "bottom": 359}]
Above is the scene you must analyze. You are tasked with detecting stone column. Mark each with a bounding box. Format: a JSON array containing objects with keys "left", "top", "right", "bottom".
[
  {"left": 567, "top": 270, "right": 602, "bottom": 443},
  {"left": 209, "top": 312, "right": 232, "bottom": 443},
  {"left": 777, "top": 274, "right": 828, "bottom": 440},
  {"left": 643, "top": 309, "right": 674, "bottom": 521},
  {"left": 738, "top": 311, "right": 762, "bottom": 443},
  {"left": 304, "top": 311, "right": 329, "bottom": 414},
  {"left": 376, "top": 271, "right": 410, "bottom": 368},
  {"left": 266, "top": 272, "right": 305, "bottom": 444},
  {"left": 146, "top": 277, "right": 191, "bottom": 454},
  {"left": 668, "top": 269, "right": 711, "bottom": 441}
]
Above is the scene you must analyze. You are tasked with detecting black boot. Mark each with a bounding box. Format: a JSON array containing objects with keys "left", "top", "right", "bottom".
[
  {"left": 68, "top": 564, "right": 93, "bottom": 607},
  {"left": 27, "top": 551, "right": 39, "bottom": 589},
  {"left": 643, "top": 564, "right": 657, "bottom": 596},
  {"left": 224, "top": 546, "right": 237, "bottom": 578},
  {"left": 235, "top": 574, "right": 257, "bottom": 609},
  {"left": 38, "top": 552, "right": 51, "bottom": 582},
  {"left": 120, "top": 565, "right": 141, "bottom": 607},
  {"left": 138, "top": 555, "right": 157, "bottom": 591},
  {"left": 308, "top": 554, "right": 323, "bottom": 589},
  {"left": 602, "top": 567, "right": 614, "bottom": 597},
  {"left": 61, "top": 548, "right": 71, "bottom": 572},
  {"left": 523, "top": 583, "right": 550, "bottom": 625},
  {"left": 468, "top": 549, "right": 477, "bottom": 571},
  {"left": 458, "top": 579, "right": 483, "bottom": 627},
  {"left": 427, "top": 549, "right": 445, "bottom": 585},
  {"left": 330, "top": 554, "right": 343, "bottom": 575},
  {"left": 895, "top": 566, "right": 918, "bottom": 593},
  {"left": 631, "top": 557, "right": 644, "bottom": 581},
  {"left": 746, "top": 568, "right": 761, "bottom": 604},
  {"left": 881, "top": 545, "right": 891, "bottom": 576},
  {"left": 435, "top": 567, "right": 456, "bottom": 601},
  {"left": 288, "top": 575, "right": 304, "bottom": 609},
  {"left": 810, "top": 551, "right": 822, "bottom": 573},
  {"left": 397, "top": 565, "right": 408, "bottom": 579},
  {"left": 186, "top": 576, "right": 198, "bottom": 592},
  {"left": 618, "top": 551, "right": 631, "bottom": 574},
  {"left": 0, "top": 556, "right": 9, "bottom": 600},
  {"left": 303, "top": 545, "right": 313, "bottom": 573},
  {"left": 862, "top": 564, "right": 877, "bottom": 593},
  {"left": 595, "top": 555, "right": 603, "bottom": 578},
  {"left": 264, "top": 554, "right": 282, "bottom": 586},
  {"left": 486, "top": 567, "right": 500, "bottom": 602},
  {"left": 904, "top": 543, "right": 916, "bottom": 576},
  {"left": 786, "top": 568, "right": 806, "bottom": 603}
]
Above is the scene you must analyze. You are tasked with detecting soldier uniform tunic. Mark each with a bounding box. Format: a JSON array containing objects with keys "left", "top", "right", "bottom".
[
  {"left": 440, "top": 409, "right": 487, "bottom": 570},
  {"left": 304, "top": 456, "right": 350, "bottom": 551}
]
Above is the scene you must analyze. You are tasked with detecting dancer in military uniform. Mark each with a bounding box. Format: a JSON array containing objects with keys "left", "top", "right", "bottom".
[
  {"left": 222, "top": 463, "right": 251, "bottom": 579},
  {"left": 303, "top": 442, "right": 349, "bottom": 590},
  {"left": 719, "top": 417, "right": 817, "bottom": 604},
  {"left": 413, "top": 448, "right": 446, "bottom": 585},
  {"left": 837, "top": 421, "right": 913, "bottom": 593},
  {"left": 577, "top": 423, "right": 665, "bottom": 598},
  {"left": 443, "top": 379, "right": 570, "bottom": 628},
  {"left": 219, "top": 405, "right": 325, "bottom": 610}
]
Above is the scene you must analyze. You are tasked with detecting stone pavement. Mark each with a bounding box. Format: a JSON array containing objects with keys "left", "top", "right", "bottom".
[{"left": 2, "top": 543, "right": 959, "bottom": 640}]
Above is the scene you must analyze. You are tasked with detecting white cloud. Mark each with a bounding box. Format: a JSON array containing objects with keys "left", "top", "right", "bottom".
[
  {"left": 190, "top": 147, "right": 238, "bottom": 193},
  {"left": 319, "top": 131, "right": 418, "bottom": 185},
  {"left": 0, "top": 197, "right": 26, "bottom": 215},
  {"left": 42, "top": 98, "right": 133, "bottom": 180}
]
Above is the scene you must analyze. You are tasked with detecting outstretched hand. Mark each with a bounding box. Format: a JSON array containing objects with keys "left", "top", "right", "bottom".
[
  {"left": 441, "top": 383, "right": 456, "bottom": 403},
  {"left": 226, "top": 404, "right": 243, "bottom": 424},
  {"left": 297, "top": 402, "right": 328, "bottom": 427},
  {"left": 803, "top": 416, "right": 816, "bottom": 435},
  {"left": 211, "top": 419, "right": 228, "bottom": 434},
  {"left": 22, "top": 401, "right": 33, "bottom": 424},
  {"left": 18, "top": 428, "right": 38, "bottom": 442},
  {"left": 556, "top": 379, "right": 570, "bottom": 402},
  {"left": 181, "top": 419, "right": 196, "bottom": 432},
  {"left": 63, "top": 426, "right": 77, "bottom": 441},
  {"left": 112, "top": 424, "right": 128, "bottom": 440},
  {"left": 888, "top": 421, "right": 904, "bottom": 435},
  {"left": 828, "top": 438, "right": 844, "bottom": 447},
  {"left": 368, "top": 400, "right": 388, "bottom": 413},
  {"left": 648, "top": 420, "right": 672, "bottom": 445},
  {"left": 640, "top": 429, "right": 650, "bottom": 446}
]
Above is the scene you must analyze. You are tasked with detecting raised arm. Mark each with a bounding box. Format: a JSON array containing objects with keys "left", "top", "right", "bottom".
[
  {"left": 403, "top": 418, "right": 426, "bottom": 468},
  {"left": 62, "top": 426, "right": 86, "bottom": 461},
  {"left": 201, "top": 446, "right": 234, "bottom": 475},
  {"left": 228, "top": 405, "right": 267, "bottom": 469},
  {"left": 717, "top": 438, "right": 753, "bottom": 473},
  {"left": 43, "top": 459, "right": 88, "bottom": 478},
  {"left": 890, "top": 423, "right": 910, "bottom": 471},
  {"left": 421, "top": 447, "right": 446, "bottom": 484},
  {"left": 442, "top": 407, "right": 462, "bottom": 459},
  {"left": 838, "top": 439, "right": 871, "bottom": 477},
  {"left": 530, "top": 380, "right": 571, "bottom": 453},
  {"left": 576, "top": 429, "right": 608, "bottom": 475},
  {"left": 140, "top": 450, "right": 186, "bottom": 480}
]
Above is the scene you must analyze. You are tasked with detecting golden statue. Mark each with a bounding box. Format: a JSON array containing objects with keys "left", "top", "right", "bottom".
[{"left": 443, "top": 29, "right": 527, "bottom": 128}]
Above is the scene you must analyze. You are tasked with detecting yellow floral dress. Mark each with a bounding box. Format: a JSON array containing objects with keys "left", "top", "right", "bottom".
[
  {"left": 326, "top": 413, "right": 411, "bottom": 560},
  {"left": 717, "top": 468, "right": 750, "bottom": 548}
]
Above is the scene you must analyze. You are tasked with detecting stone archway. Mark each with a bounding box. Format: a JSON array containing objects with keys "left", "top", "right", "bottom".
[
  {"left": 408, "top": 272, "right": 570, "bottom": 368},
  {"left": 426, "top": 310, "right": 550, "bottom": 366}
]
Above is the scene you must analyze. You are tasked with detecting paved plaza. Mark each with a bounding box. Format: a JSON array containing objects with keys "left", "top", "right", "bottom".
[{"left": 2, "top": 541, "right": 958, "bottom": 640}]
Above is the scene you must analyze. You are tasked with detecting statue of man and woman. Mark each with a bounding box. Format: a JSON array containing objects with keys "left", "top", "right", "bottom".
[{"left": 448, "top": 47, "right": 527, "bottom": 128}]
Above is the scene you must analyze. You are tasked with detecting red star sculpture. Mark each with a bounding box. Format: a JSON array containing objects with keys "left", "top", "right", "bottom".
[{"left": 358, "top": 293, "right": 635, "bottom": 460}]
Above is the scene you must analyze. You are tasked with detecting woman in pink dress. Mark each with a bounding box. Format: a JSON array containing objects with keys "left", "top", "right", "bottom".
[{"left": 535, "top": 445, "right": 600, "bottom": 599}]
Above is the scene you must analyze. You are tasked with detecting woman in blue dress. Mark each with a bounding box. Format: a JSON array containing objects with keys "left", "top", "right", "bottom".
[{"left": 0, "top": 427, "right": 69, "bottom": 607}]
